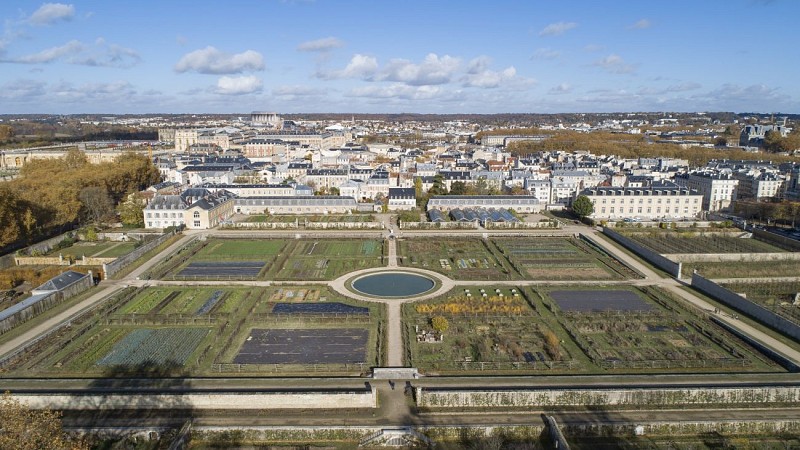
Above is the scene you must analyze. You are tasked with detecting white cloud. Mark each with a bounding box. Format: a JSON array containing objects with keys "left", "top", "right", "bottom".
[
  {"left": 29, "top": 3, "right": 75, "bottom": 25},
  {"left": 70, "top": 40, "right": 141, "bottom": 68},
  {"left": 347, "top": 84, "right": 442, "bottom": 100},
  {"left": 175, "top": 47, "right": 264, "bottom": 74},
  {"left": 548, "top": 83, "right": 572, "bottom": 94},
  {"left": 317, "top": 53, "right": 378, "bottom": 80},
  {"left": 380, "top": 53, "right": 460, "bottom": 86},
  {"left": 462, "top": 65, "right": 518, "bottom": 89},
  {"left": 216, "top": 75, "right": 262, "bottom": 95},
  {"left": 539, "top": 22, "right": 577, "bottom": 37},
  {"left": 0, "top": 79, "right": 47, "bottom": 99},
  {"left": 584, "top": 44, "right": 604, "bottom": 52},
  {"left": 8, "top": 40, "right": 83, "bottom": 63},
  {"left": 532, "top": 48, "right": 561, "bottom": 60},
  {"left": 272, "top": 85, "right": 325, "bottom": 96},
  {"left": 629, "top": 19, "right": 651, "bottom": 29},
  {"left": 297, "top": 36, "right": 343, "bottom": 52},
  {"left": 637, "top": 82, "right": 701, "bottom": 95},
  {"left": 593, "top": 54, "right": 636, "bottom": 74}
]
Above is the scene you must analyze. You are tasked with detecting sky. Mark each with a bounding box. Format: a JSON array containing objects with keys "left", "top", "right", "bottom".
[{"left": 0, "top": 0, "right": 798, "bottom": 114}]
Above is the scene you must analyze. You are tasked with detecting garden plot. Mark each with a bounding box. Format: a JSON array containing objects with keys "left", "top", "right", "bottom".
[
  {"left": 233, "top": 328, "right": 368, "bottom": 364},
  {"left": 272, "top": 302, "right": 369, "bottom": 315},
  {"left": 622, "top": 231, "right": 785, "bottom": 254},
  {"left": 192, "top": 239, "right": 287, "bottom": 260},
  {"left": 176, "top": 261, "right": 265, "bottom": 279},
  {"left": 719, "top": 281, "right": 800, "bottom": 326},
  {"left": 407, "top": 287, "right": 580, "bottom": 373},
  {"left": 493, "top": 237, "right": 637, "bottom": 280},
  {"left": 398, "top": 238, "right": 511, "bottom": 280},
  {"left": 97, "top": 328, "right": 209, "bottom": 367},
  {"left": 550, "top": 289, "right": 654, "bottom": 312},
  {"left": 270, "top": 239, "right": 384, "bottom": 280},
  {"left": 542, "top": 287, "right": 776, "bottom": 372}
]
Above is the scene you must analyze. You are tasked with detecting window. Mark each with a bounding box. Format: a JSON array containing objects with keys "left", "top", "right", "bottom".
[
  {"left": 193, "top": 221, "right": 201, "bottom": 228},
  {"left": 193, "top": 211, "right": 200, "bottom": 219}
]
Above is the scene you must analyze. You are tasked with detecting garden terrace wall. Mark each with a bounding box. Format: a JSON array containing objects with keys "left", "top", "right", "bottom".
[
  {"left": 665, "top": 252, "right": 800, "bottom": 263},
  {"left": 13, "top": 389, "right": 377, "bottom": 410},
  {"left": 691, "top": 273, "right": 800, "bottom": 341},
  {"left": 14, "top": 256, "right": 70, "bottom": 266},
  {"left": 416, "top": 385, "right": 800, "bottom": 408},
  {"left": 223, "top": 222, "right": 298, "bottom": 229},
  {"left": 753, "top": 229, "right": 800, "bottom": 252},
  {"left": 102, "top": 230, "right": 178, "bottom": 278},
  {"left": 400, "top": 221, "right": 478, "bottom": 230},
  {"left": 485, "top": 221, "right": 560, "bottom": 229},
  {"left": 304, "top": 222, "right": 384, "bottom": 230},
  {"left": 562, "top": 419, "right": 800, "bottom": 438},
  {"left": 601, "top": 227, "right": 682, "bottom": 278}
]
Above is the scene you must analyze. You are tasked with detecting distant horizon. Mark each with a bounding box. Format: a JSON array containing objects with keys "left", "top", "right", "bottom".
[
  {"left": 1, "top": 0, "right": 798, "bottom": 114},
  {"left": 2, "top": 111, "right": 799, "bottom": 116}
]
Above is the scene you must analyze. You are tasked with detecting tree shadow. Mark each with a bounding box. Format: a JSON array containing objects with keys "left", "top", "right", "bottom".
[{"left": 62, "top": 361, "right": 193, "bottom": 443}]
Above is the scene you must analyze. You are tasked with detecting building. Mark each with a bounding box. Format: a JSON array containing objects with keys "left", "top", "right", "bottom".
[
  {"left": 174, "top": 128, "right": 199, "bottom": 153},
  {"left": 580, "top": 184, "right": 703, "bottom": 221},
  {"left": 427, "top": 196, "right": 542, "bottom": 213},
  {"left": 387, "top": 187, "right": 416, "bottom": 210},
  {"left": 675, "top": 172, "right": 739, "bottom": 212},
  {"left": 739, "top": 124, "right": 790, "bottom": 147},
  {"left": 234, "top": 196, "right": 358, "bottom": 215},
  {"left": 250, "top": 112, "right": 282, "bottom": 128},
  {"left": 733, "top": 171, "right": 785, "bottom": 201},
  {"left": 144, "top": 188, "right": 235, "bottom": 230},
  {"left": 184, "top": 190, "right": 236, "bottom": 229}
]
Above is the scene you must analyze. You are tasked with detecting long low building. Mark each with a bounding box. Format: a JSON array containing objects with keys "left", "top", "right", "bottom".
[
  {"left": 426, "top": 195, "right": 542, "bottom": 213},
  {"left": 580, "top": 185, "right": 703, "bottom": 221},
  {"left": 234, "top": 196, "right": 359, "bottom": 215}
]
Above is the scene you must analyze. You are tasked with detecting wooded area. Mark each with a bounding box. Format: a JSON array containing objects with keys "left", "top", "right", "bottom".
[{"left": 0, "top": 149, "right": 160, "bottom": 250}]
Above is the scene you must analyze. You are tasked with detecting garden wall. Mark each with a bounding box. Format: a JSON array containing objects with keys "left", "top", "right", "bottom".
[
  {"left": 14, "top": 256, "right": 69, "bottom": 266},
  {"left": 601, "top": 228, "right": 682, "bottom": 278},
  {"left": 753, "top": 229, "right": 800, "bottom": 251},
  {"left": 14, "top": 389, "right": 377, "bottom": 410},
  {"left": 485, "top": 221, "right": 560, "bottom": 229},
  {"left": 562, "top": 419, "right": 800, "bottom": 438},
  {"left": 304, "top": 222, "right": 384, "bottom": 230},
  {"left": 416, "top": 385, "right": 800, "bottom": 408},
  {"left": 666, "top": 252, "right": 800, "bottom": 263},
  {"left": 400, "top": 221, "right": 478, "bottom": 230},
  {"left": 0, "top": 272, "right": 93, "bottom": 335},
  {"left": 223, "top": 222, "right": 298, "bottom": 229},
  {"left": 102, "top": 230, "right": 177, "bottom": 278},
  {"left": 691, "top": 273, "right": 800, "bottom": 341}
]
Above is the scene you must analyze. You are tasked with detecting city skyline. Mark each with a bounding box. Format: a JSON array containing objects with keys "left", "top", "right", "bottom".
[{"left": 1, "top": 0, "right": 798, "bottom": 114}]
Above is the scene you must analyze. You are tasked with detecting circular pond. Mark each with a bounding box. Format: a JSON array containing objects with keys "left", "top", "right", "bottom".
[{"left": 352, "top": 272, "right": 435, "bottom": 297}]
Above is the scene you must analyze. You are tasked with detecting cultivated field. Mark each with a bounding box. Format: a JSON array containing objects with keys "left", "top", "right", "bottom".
[
  {"left": 157, "top": 238, "right": 384, "bottom": 281},
  {"left": 397, "top": 238, "right": 514, "bottom": 280},
  {"left": 719, "top": 281, "right": 800, "bottom": 327},
  {"left": 1, "top": 285, "right": 384, "bottom": 377},
  {"left": 405, "top": 285, "right": 781, "bottom": 375},
  {"left": 621, "top": 230, "right": 785, "bottom": 254},
  {"left": 685, "top": 260, "right": 800, "bottom": 279},
  {"left": 245, "top": 214, "right": 375, "bottom": 223},
  {"left": 46, "top": 241, "right": 138, "bottom": 259},
  {"left": 493, "top": 237, "right": 639, "bottom": 280}
]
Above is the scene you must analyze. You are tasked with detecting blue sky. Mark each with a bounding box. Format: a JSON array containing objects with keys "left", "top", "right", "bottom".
[{"left": 0, "top": 0, "right": 798, "bottom": 114}]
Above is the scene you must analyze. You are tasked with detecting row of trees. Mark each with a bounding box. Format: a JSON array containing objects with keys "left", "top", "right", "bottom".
[
  {"left": 0, "top": 149, "right": 160, "bottom": 249},
  {"left": 506, "top": 130, "right": 799, "bottom": 166},
  {"left": 734, "top": 200, "right": 800, "bottom": 227}
]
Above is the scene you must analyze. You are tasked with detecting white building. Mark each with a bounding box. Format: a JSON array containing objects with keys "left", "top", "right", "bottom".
[
  {"left": 581, "top": 184, "right": 703, "bottom": 221},
  {"left": 675, "top": 172, "right": 739, "bottom": 212}
]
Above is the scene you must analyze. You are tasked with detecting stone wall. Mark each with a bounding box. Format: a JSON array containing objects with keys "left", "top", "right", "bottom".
[
  {"left": 665, "top": 252, "right": 800, "bottom": 263},
  {"left": 753, "top": 229, "right": 800, "bottom": 251},
  {"left": 691, "top": 273, "right": 800, "bottom": 341},
  {"left": 602, "top": 227, "right": 682, "bottom": 278},
  {"left": 416, "top": 385, "right": 800, "bottom": 408},
  {"left": 103, "top": 231, "right": 177, "bottom": 278},
  {"left": 14, "top": 389, "right": 377, "bottom": 410},
  {"left": 14, "top": 256, "right": 70, "bottom": 266},
  {"left": 485, "top": 221, "right": 560, "bottom": 229},
  {"left": 400, "top": 221, "right": 479, "bottom": 230},
  {"left": 304, "top": 222, "right": 384, "bottom": 230},
  {"left": 223, "top": 222, "right": 298, "bottom": 229},
  {"left": 562, "top": 419, "right": 800, "bottom": 438}
]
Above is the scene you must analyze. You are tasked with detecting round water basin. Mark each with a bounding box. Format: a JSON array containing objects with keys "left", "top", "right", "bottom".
[{"left": 352, "top": 272, "right": 435, "bottom": 297}]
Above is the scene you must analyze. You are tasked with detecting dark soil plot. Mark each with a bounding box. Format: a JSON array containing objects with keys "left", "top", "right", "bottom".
[
  {"left": 234, "top": 328, "right": 368, "bottom": 364},
  {"left": 177, "top": 261, "right": 265, "bottom": 278},
  {"left": 271, "top": 302, "right": 369, "bottom": 315},
  {"left": 551, "top": 290, "right": 654, "bottom": 312}
]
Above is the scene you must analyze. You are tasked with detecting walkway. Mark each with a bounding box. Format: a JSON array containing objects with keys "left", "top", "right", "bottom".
[{"left": 0, "top": 232, "right": 199, "bottom": 360}]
